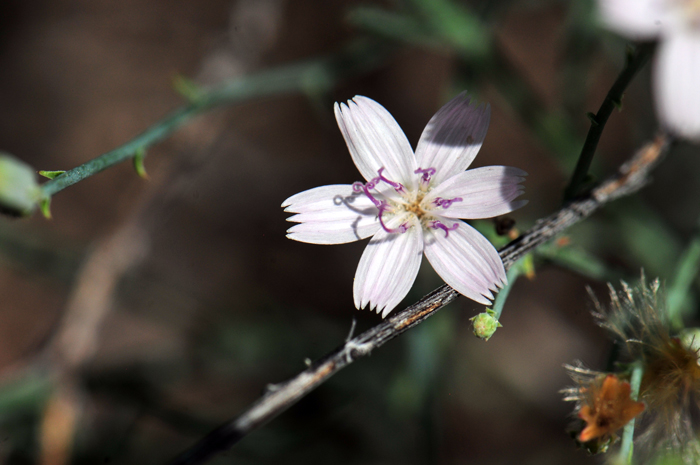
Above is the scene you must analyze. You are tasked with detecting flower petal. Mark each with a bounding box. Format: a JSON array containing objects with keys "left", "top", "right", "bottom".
[
  {"left": 283, "top": 184, "right": 380, "bottom": 244},
  {"left": 425, "top": 166, "right": 528, "bottom": 219},
  {"left": 597, "top": 0, "right": 666, "bottom": 39},
  {"left": 654, "top": 32, "right": 700, "bottom": 142},
  {"left": 353, "top": 217, "right": 423, "bottom": 318},
  {"left": 334, "top": 96, "right": 417, "bottom": 190},
  {"left": 414, "top": 92, "right": 490, "bottom": 185},
  {"left": 424, "top": 219, "right": 506, "bottom": 305}
]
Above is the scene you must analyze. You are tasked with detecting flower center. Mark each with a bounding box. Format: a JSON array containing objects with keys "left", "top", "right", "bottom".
[{"left": 353, "top": 167, "right": 462, "bottom": 237}]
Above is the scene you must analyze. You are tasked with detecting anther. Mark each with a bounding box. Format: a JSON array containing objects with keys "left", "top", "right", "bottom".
[
  {"left": 433, "top": 197, "right": 463, "bottom": 209},
  {"left": 430, "top": 220, "right": 459, "bottom": 238}
]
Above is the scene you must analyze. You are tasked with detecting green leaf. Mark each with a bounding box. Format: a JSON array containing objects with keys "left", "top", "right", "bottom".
[
  {"left": 133, "top": 148, "right": 148, "bottom": 179},
  {"left": 408, "top": 0, "right": 490, "bottom": 58},
  {"left": 40, "top": 196, "right": 52, "bottom": 219},
  {"left": 348, "top": 7, "right": 438, "bottom": 48},
  {"left": 38, "top": 170, "right": 66, "bottom": 180}
]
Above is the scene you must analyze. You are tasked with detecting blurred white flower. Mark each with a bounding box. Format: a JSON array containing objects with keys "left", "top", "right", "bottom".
[
  {"left": 282, "top": 93, "right": 527, "bottom": 317},
  {"left": 599, "top": 0, "right": 700, "bottom": 140}
]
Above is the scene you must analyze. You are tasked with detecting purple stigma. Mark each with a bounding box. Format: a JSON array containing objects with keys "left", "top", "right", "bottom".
[
  {"left": 414, "top": 167, "right": 436, "bottom": 185},
  {"left": 352, "top": 167, "right": 405, "bottom": 205},
  {"left": 352, "top": 181, "right": 382, "bottom": 207},
  {"left": 352, "top": 175, "right": 408, "bottom": 235},
  {"left": 376, "top": 168, "right": 405, "bottom": 193},
  {"left": 433, "top": 197, "right": 463, "bottom": 209},
  {"left": 430, "top": 220, "right": 459, "bottom": 238},
  {"left": 378, "top": 202, "right": 408, "bottom": 234}
]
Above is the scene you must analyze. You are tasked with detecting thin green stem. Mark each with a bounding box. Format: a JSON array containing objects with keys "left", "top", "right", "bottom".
[
  {"left": 564, "top": 42, "right": 655, "bottom": 201},
  {"left": 39, "top": 40, "right": 387, "bottom": 199},
  {"left": 491, "top": 256, "right": 528, "bottom": 320},
  {"left": 618, "top": 361, "right": 643, "bottom": 464},
  {"left": 471, "top": 255, "right": 529, "bottom": 340},
  {"left": 667, "top": 217, "right": 700, "bottom": 329}
]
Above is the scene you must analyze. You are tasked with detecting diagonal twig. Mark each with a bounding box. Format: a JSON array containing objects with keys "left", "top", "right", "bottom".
[
  {"left": 563, "top": 43, "right": 655, "bottom": 200},
  {"left": 37, "top": 40, "right": 388, "bottom": 201},
  {"left": 167, "top": 134, "right": 670, "bottom": 465}
]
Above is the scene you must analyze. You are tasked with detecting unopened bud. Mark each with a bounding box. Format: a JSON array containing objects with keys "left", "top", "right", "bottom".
[
  {"left": 471, "top": 311, "right": 502, "bottom": 341},
  {"left": 0, "top": 153, "right": 40, "bottom": 217}
]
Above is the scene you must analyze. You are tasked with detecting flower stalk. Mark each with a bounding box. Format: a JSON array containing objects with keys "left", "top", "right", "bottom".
[
  {"left": 471, "top": 254, "right": 531, "bottom": 340},
  {"left": 617, "top": 361, "right": 643, "bottom": 465}
]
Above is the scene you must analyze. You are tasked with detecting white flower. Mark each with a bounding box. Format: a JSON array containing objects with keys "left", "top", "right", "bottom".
[
  {"left": 598, "top": 0, "right": 700, "bottom": 140},
  {"left": 282, "top": 93, "right": 527, "bottom": 317}
]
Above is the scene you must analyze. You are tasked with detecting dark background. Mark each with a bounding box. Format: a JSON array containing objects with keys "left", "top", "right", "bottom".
[{"left": 1, "top": 0, "right": 699, "bottom": 464}]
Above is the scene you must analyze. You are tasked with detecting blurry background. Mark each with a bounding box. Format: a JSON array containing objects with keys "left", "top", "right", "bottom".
[{"left": 1, "top": 0, "right": 699, "bottom": 464}]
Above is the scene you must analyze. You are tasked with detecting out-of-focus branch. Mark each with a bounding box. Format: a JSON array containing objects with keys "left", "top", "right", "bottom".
[
  {"left": 563, "top": 43, "right": 655, "bottom": 200},
  {"left": 167, "top": 134, "right": 670, "bottom": 465},
  {"left": 666, "top": 214, "right": 700, "bottom": 329},
  {"left": 38, "top": 40, "right": 387, "bottom": 201},
  {"left": 35, "top": 220, "right": 151, "bottom": 465}
]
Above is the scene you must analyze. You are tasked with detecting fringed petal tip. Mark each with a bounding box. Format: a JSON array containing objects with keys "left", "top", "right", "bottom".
[
  {"left": 360, "top": 300, "right": 402, "bottom": 319},
  {"left": 334, "top": 95, "right": 417, "bottom": 189},
  {"left": 424, "top": 220, "right": 506, "bottom": 306},
  {"left": 353, "top": 223, "right": 424, "bottom": 319},
  {"left": 282, "top": 184, "right": 380, "bottom": 244}
]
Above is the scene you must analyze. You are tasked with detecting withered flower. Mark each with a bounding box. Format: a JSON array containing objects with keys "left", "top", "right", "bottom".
[
  {"left": 578, "top": 374, "right": 645, "bottom": 443},
  {"left": 563, "top": 277, "right": 700, "bottom": 463}
]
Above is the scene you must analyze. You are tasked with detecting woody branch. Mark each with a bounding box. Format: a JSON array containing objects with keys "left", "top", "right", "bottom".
[{"left": 167, "top": 134, "right": 670, "bottom": 465}]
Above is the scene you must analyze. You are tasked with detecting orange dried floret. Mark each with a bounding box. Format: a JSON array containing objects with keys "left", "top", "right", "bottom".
[{"left": 578, "top": 374, "right": 645, "bottom": 443}]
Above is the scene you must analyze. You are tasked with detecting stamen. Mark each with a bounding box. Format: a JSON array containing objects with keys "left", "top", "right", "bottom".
[
  {"left": 378, "top": 202, "right": 408, "bottom": 234},
  {"left": 376, "top": 168, "right": 405, "bottom": 193},
  {"left": 429, "top": 220, "right": 459, "bottom": 238},
  {"left": 433, "top": 197, "right": 463, "bottom": 209},
  {"left": 415, "top": 167, "right": 436, "bottom": 188}
]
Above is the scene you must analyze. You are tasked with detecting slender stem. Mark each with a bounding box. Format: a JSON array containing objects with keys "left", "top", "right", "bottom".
[
  {"left": 166, "top": 135, "right": 669, "bottom": 465},
  {"left": 39, "top": 40, "right": 387, "bottom": 199},
  {"left": 564, "top": 42, "right": 655, "bottom": 201},
  {"left": 667, "top": 216, "right": 700, "bottom": 329},
  {"left": 41, "top": 105, "right": 200, "bottom": 198},
  {"left": 618, "top": 361, "right": 643, "bottom": 464},
  {"left": 491, "top": 256, "right": 527, "bottom": 320}
]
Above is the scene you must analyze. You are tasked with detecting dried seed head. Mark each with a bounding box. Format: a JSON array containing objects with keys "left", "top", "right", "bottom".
[{"left": 565, "top": 275, "right": 700, "bottom": 463}]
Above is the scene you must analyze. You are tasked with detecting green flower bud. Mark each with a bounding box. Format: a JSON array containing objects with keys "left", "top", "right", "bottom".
[
  {"left": 0, "top": 153, "right": 41, "bottom": 217},
  {"left": 471, "top": 311, "right": 502, "bottom": 341}
]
